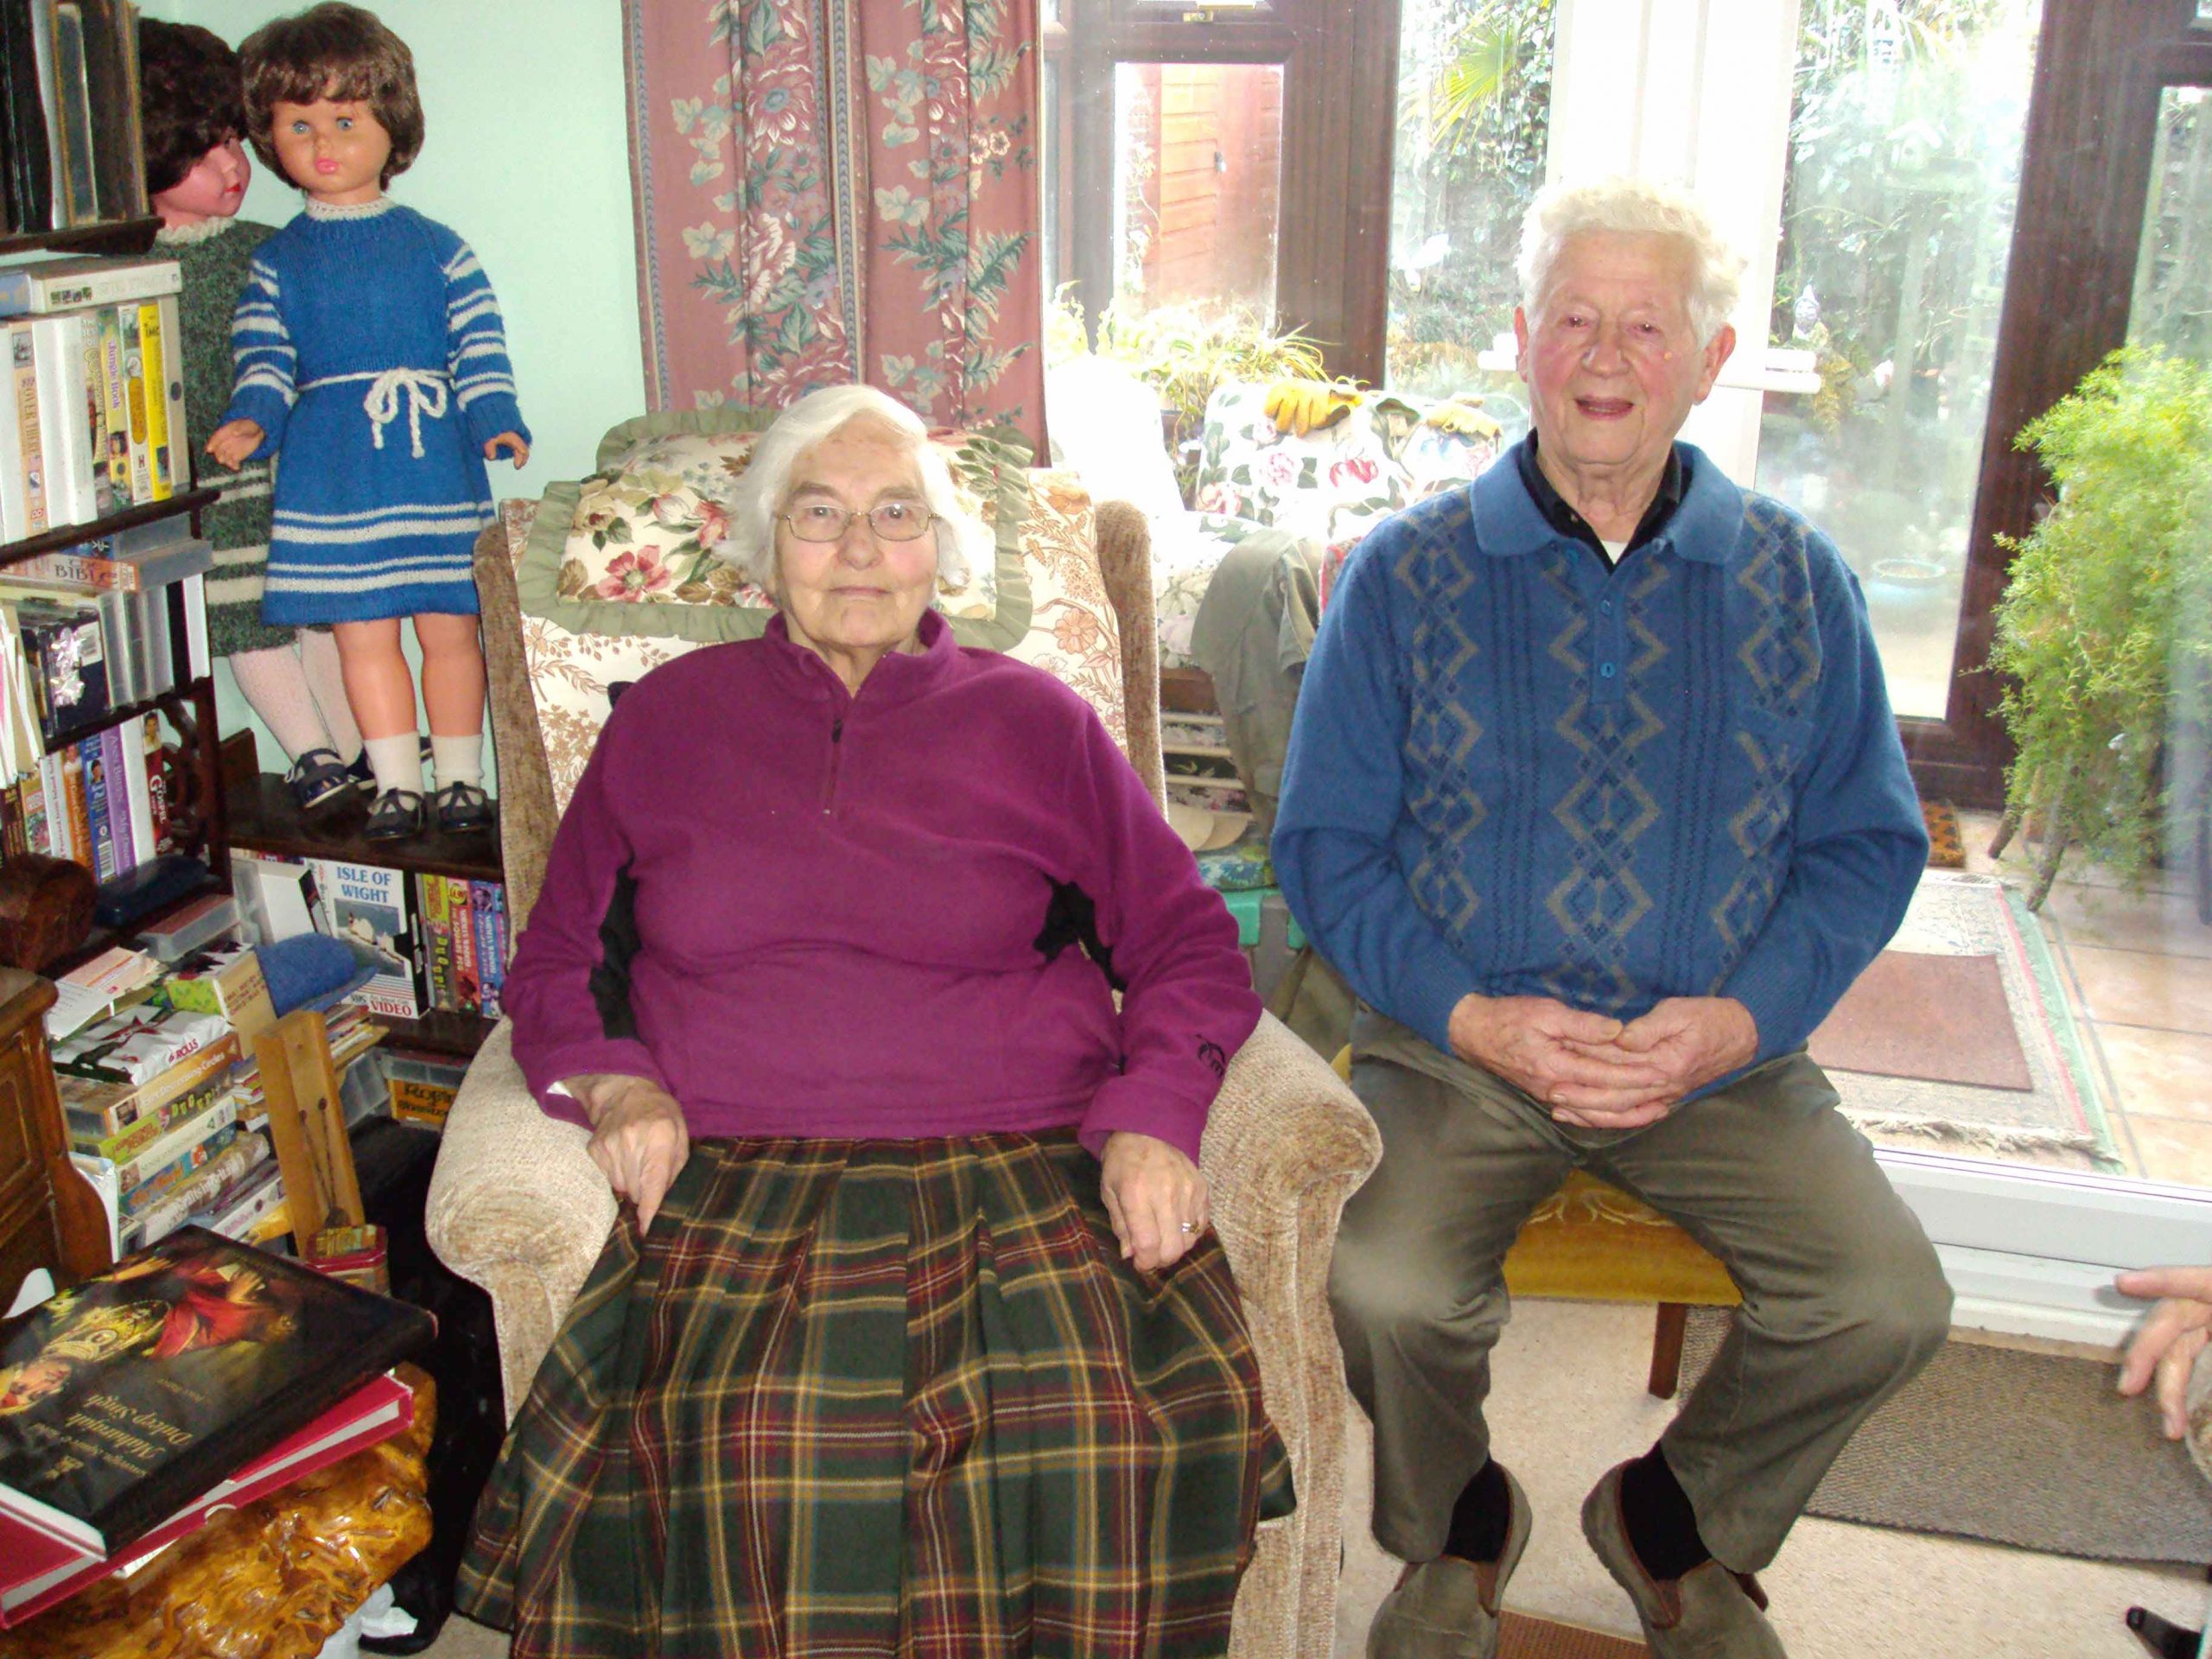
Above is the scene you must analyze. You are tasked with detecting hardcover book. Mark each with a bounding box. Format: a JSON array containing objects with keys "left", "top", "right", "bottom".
[
  {"left": 0, "top": 1232, "right": 433, "bottom": 1574},
  {"left": 59, "top": 1029, "right": 238, "bottom": 1143},
  {"left": 0, "top": 1238, "right": 424, "bottom": 1628}
]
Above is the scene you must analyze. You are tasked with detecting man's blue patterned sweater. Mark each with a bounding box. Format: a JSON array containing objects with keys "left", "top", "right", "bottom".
[{"left": 1273, "top": 440, "right": 1927, "bottom": 1081}]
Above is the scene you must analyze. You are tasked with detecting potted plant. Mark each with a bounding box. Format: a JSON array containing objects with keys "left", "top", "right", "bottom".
[
  {"left": 1986, "top": 346, "right": 2212, "bottom": 911},
  {"left": 1047, "top": 287, "right": 1329, "bottom": 501}
]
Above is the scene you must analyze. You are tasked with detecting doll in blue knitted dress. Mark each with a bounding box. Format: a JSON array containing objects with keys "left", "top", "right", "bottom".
[{"left": 206, "top": 3, "right": 528, "bottom": 841}]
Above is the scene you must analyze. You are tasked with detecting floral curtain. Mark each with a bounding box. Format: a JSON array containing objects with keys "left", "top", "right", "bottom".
[{"left": 624, "top": 0, "right": 1046, "bottom": 453}]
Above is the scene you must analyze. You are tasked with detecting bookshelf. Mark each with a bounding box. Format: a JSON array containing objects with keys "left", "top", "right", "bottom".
[
  {"left": 1, "top": 490, "right": 232, "bottom": 976},
  {"left": 0, "top": 215, "right": 160, "bottom": 261},
  {"left": 226, "top": 761, "right": 502, "bottom": 1059}
]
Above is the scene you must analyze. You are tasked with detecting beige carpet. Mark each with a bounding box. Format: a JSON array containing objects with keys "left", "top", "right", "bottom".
[
  {"left": 419, "top": 1302, "right": 2212, "bottom": 1659},
  {"left": 1337, "top": 1300, "right": 2209, "bottom": 1659}
]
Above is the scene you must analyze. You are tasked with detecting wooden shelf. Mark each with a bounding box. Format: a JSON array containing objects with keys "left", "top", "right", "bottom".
[
  {"left": 227, "top": 772, "right": 503, "bottom": 885},
  {"left": 0, "top": 216, "right": 160, "bottom": 262},
  {"left": 0, "top": 488, "right": 219, "bottom": 571},
  {"left": 370, "top": 1007, "right": 495, "bottom": 1059},
  {"left": 44, "top": 871, "right": 224, "bottom": 980}
]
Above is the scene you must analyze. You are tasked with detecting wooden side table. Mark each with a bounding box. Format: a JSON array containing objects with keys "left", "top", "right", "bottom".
[{"left": 0, "top": 969, "right": 111, "bottom": 1313}]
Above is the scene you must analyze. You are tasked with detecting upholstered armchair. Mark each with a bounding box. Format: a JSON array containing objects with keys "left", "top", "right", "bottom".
[{"left": 424, "top": 492, "right": 1381, "bottom": 1659}]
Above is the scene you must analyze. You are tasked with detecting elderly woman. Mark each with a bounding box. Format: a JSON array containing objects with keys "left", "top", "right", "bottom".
[
  {"left": 458, "top": 385, "right": 1291, "bottom": 1657},
  {"left": 1279, "top": 177, "right": 1942, "bottom": 1659}
]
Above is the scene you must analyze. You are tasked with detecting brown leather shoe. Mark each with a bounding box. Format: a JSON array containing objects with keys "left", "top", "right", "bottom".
[
  {"left": 1365, "top": 1465, "right": 1530, "bottom": 1659},
  {"left": 1580, "top": 1461, "right": 1787, "bottom": 1657}
]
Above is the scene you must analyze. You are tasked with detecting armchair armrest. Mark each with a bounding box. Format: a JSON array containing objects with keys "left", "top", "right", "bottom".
[
  {"left": 1198, "top": 1011, "right": 1379, "bottom": 1659},
  {"left": 425, "top": 1020, "right": 615, "bottom": 1420}
]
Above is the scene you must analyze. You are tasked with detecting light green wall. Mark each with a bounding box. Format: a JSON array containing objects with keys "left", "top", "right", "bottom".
[{"left": 145, "top": 0, "right": 644, "bottom": 782}]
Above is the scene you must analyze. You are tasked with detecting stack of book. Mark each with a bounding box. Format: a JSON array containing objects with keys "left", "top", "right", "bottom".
[
  {"left": 55, "top": 1001, "right": 253, "bottom": 1257},
  {"left": 0, "top": 0, "right": 149, "bottom": 239},
  {"left": 0, "top": 1230, "right": 432, "bottom": 1627},
  {"left": 0, "top": 255, "right": 189, "bottom": 538},
  {"left": 232, "top": 850, "right": 509, "bottom": 1022},
  {"left": 0, "top": 515, "right": 213, "bottom": 881}
]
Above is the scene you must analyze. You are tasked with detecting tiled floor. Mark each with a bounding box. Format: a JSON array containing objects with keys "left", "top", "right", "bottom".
[{"left": 1962, "top": 809, "right": 2212, "bottom": 1185}]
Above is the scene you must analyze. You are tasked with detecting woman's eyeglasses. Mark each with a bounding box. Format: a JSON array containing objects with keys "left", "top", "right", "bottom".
[{"left": 780, "top": 501, "right": 937, "bottom": 543}]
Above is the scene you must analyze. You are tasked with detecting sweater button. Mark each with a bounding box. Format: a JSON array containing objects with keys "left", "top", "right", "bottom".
[
  {"left": 1599, "top": 599, "right": 1613, "bottom": 615},
  {"left": 1599, "top": 662, "right": 1616, "bottom": 679}
]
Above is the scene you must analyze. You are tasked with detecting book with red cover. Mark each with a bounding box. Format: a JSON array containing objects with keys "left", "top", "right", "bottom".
[
  {"left": 0, "top": 1370, "right": 415, "bottom": 1625},
  {"left": 0, "top": 1229, "right": 434, "bottom": 1607}
]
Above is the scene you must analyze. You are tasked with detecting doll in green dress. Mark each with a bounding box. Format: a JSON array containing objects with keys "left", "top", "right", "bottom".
[{"left": 142, "top": 19, "right": 365, "bottom": 811}]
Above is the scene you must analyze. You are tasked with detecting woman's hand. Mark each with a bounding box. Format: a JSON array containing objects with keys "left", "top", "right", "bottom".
[
  {"left": 2117, "top": 1266, "right": 2212, "bottom": 1439},
  {"left": 206, "top": 418, "right": 264, "bottom": 470},
  {"left": 484, "top": 432, "right": 530, "bottom": 468},
  {"left": 567, "top": 1072, "right": 690, "bottom": 1232},
  {"left": 1100, "top": 1131, "right": 1209, "bottom": 1272}
]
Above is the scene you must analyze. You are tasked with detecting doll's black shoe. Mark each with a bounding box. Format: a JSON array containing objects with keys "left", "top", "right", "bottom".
[
  {"left": 430, "top": 781, "right": 493, "bottom": 834},
  {"left": 286, "top": 747, "right": 360, "bottom": 813},
  {"left": 364, "top": 787, "right": 426, "bottom": 841}
]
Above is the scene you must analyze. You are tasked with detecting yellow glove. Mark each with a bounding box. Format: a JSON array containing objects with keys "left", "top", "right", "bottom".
[
  {"left": 1423, "top": 393, "right": 1503, "bottom": 442},
  {"left": 1264, "top": 378, "right": 1362, "bottom": 438}
]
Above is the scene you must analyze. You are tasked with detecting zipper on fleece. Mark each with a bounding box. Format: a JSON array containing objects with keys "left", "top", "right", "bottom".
[{"left": 820, "top": 715, "right": 845, "bottom": 813}]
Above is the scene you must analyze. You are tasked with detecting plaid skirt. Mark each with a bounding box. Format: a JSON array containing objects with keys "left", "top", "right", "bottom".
[{"left": 457, "top": 1131, "right": 1295, "bottom": 1657}]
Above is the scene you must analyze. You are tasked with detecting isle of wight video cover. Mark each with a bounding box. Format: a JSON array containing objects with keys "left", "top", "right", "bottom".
[{"left": 0, "top": 1227, "right": 434, "bottom": 1560}]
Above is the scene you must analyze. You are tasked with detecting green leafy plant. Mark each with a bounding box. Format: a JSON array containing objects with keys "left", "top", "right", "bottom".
[
  {"left": 1987, "top": 346, "right": 2212, "bottom": 906},
  {"left": 1047, "top": 285, "right": 1330, "bottom": 499}
]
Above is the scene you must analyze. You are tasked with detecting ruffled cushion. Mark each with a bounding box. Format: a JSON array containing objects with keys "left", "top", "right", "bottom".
[{"left": 515, "top": 409, "right": 1036, "bottom": 653}]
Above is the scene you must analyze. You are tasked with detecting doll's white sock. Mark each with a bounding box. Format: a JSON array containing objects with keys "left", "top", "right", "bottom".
[
  {"left": 296, "top": 629, "right": 363, "bottom": 764},
  {"left": 229, "top": 645, "right": 332, "bottom": 764},
  {"left": 430, "top": 734, "right": 484, "bottom": 791},
  {"left": 364, "top": 734, "right": 424, "bottom": 798}
]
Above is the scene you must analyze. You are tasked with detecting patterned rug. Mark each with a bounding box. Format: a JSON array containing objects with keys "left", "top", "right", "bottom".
[{"left": 1827, "top": 873, "right": 2118, "bottom": 1166}]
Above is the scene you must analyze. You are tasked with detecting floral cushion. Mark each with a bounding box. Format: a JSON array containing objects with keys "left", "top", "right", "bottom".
[
  {"left": 1188, "top": 380, "right": 1499, "bottom": 543},
  {"left": 513, "top": 472, "right": 1126, "bottom": 817},
  {"left": 1152, "top": 381, "right": 1503, "bottom": 670},
  {"left": 518, "top": 409, "right": 1036, "bottom": 652}
]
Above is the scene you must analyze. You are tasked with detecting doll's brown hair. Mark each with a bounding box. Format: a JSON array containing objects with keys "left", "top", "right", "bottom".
[
  {"left": 138, "top": 20, "right": 245, "bottom": 196},
  {"left": 238, "top": 3, "right": 423, "bottom": 189}
]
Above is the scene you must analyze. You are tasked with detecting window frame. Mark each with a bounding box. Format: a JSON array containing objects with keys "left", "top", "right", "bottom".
[
  {"left": 1043, "top": 0, "right": 1402, "bottom": 379},
  {"left": 1904, "top": 0, "right": 2212, "bottom": 805}
]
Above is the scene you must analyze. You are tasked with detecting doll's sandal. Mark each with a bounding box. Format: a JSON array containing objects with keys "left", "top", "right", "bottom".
[
  {"left": 430, "top": 781, "right": 493, "bottom": 834},
  {"left": 286, "top": 747, "right": 359, "bottom": 813},
  {"left": 364, "top": 787, "right": 427, "bottom": 841}
]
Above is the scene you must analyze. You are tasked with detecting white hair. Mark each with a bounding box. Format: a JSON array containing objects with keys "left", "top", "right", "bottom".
[
  {"left": 716, "top": 385, "right": 991, "bottom": 593},
  {"left": 1516, "top": 175, "right": 1745, "bottom": 345}
]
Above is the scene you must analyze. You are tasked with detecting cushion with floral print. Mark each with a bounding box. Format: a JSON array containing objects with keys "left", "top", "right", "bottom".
[
  {"left": 512, "top": 473, "right": 1127, "bottom": 817},
  {"left": 1187, "top": 379, "right": 1499, "bottom": 547},
  {"left": 518, "top": 408, "right": 1037, "bottom": 653}
]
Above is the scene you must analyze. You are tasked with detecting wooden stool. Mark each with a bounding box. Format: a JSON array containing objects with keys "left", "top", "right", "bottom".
[{"left": 1332, "top": 1048, "right": 1739, "bottom": 1397}]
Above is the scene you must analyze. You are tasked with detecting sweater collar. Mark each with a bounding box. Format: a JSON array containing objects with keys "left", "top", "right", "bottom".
[
  {"left": 1472, "top": 437, "right": 1745, "bottom": 567},
  {"left": 762, "top": 607, "right": 958, "bottom": 706},
  {"left": 303, "top": 194, "right": 397, "bottom": 222}
]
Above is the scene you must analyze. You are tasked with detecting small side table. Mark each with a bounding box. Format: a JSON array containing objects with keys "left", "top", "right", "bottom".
[
  {"left": 1221, "top": 887, "right": 1309, "bottom": 1014},
  {"left": 0, "top": 969, "right": 111, "bottom": 1314}
]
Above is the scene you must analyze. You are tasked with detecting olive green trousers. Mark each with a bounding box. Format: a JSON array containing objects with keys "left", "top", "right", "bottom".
[{"left": 1329, "top": 1012, "right": 1952, "bottom": 1572}]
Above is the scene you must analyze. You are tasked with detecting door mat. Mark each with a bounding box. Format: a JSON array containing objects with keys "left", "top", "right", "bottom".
[
  {"left": 1923, "top": 799, "right": 1967, "bottom": 868},
  {"left": 1810, "top": 950, "right": 2031, "bottom": 1091},
  {"left": 1501, "top": 1613, "right": 1648, "bottom": 1657},
  {"left": 1823, "top": 873, "right": 2118, "bottom": 1166},
  {"left": 1681, "top": 1312, "right": 2212, "bottom": 1563}
]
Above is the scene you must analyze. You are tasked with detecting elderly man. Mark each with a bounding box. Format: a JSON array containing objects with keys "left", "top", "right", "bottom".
[{"left": 1274, "top": 177, "right": 1952, "bottom": 1657}]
